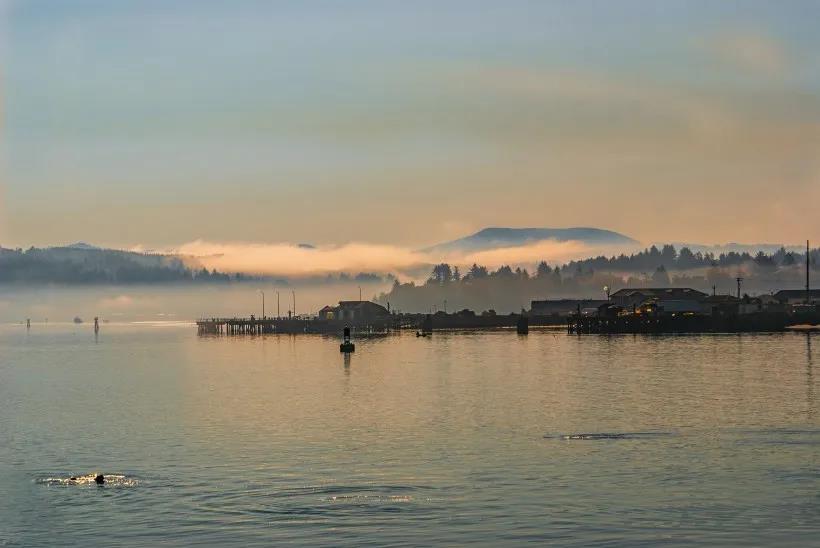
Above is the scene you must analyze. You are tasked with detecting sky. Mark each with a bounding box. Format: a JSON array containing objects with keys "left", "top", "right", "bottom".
[{"left": 2, "top": 0, "right": 820, "bottom": 253}]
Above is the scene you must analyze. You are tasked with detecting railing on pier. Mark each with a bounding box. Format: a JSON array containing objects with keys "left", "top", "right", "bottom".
[
  {"left": 196, "top": 316, "right": 400, "bottom": 336},
  {"left": 566, "top": 311, "right": 815, "bottom": 334}
]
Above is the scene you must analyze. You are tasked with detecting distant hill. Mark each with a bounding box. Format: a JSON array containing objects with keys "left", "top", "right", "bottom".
[
  {"left": 0, "top": 245, "right": 389, "bottom": 285},
  {"left": 0, "top": 245, "right": 202, "bottom": 284},
  {"left": 62, "top": 242, "right": 101, "bottom": 251},
  {"left": 426, "top": 227, "right": 638, "bottom": 255}
]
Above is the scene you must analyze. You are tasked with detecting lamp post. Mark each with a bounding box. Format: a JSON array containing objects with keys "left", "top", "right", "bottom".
[
  {"left": 258, "top": 289, "right": 265, "bottom": 319},
  {"left": 276, "top": 291, "right": 280, "bottom": 319},
  {"left": 292, "top": 290, "right": 296, "bottom": 317}
]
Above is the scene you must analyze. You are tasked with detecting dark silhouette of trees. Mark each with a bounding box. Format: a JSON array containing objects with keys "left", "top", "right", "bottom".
[
  {"left": 377, "top": 245, "right": 820, "bottom": 313},
  {"left": 466, "top": 263, "right": 489, "bottom": 280},
  {"left": 651, "top": 265, "right": 671, "bottom": 286},
  {"left": 429, "top": 263, "right": 454, "bottom": 285}
]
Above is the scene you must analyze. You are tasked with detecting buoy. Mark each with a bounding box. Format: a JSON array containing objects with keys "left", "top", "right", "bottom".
[
  {"left": 418, "top": 314, "right": 433, "bottom": 337},
  {"left": 340, "top": 326, "right": 355, "bottom": 353},
  {"left": 516, "top": 311, "right": 529, "bottom": 335}
]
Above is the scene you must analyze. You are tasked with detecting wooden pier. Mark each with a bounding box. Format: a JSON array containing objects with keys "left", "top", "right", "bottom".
[
  {"left": 567, "top": 311, "right": 819, "bottom": 334},
  {"left": 196, "top": 316, "right": 401, "bottom": 336},
  {"left": 197, "top": 312, "right": 564, "bottom": 336}
]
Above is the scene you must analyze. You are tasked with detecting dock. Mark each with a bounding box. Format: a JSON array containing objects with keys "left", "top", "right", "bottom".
[
  {"left": 197, "top": 312, "right": 569, "bottom": 336},
  {"left": 567, "top": 311, "right": 819, "bottom": 334},
  {"left": 196, "top": 316, "right": 406, "bottom": 335}
]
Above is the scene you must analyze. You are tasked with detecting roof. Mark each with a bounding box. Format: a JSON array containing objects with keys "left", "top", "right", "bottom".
[
  {"left": 337, "top": 300, "right": 389, "bottom": 313},
  {"left": 530, "top": 300, "right": 608, "bottom": 314},
  {"left": 610, "top": 288, "right": 708, "bottom": 300},
  {"left": 773, "top": 289, "right": 820, "bottom": 299},
  {"left": 703, "top": 295, "right": 739, "bottom": 303},
  {"left": 531, "top": 299, "right": 608, "bottom": 305}
]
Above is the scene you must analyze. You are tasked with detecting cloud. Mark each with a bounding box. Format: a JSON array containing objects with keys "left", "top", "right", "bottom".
[
  {"left": 453, "top": 240, "right": 603, "bottom": 267},
  {"left": 174, "top": 240, "right": 430, "bottom": 277},
  {"left": 98, "top": 295, "right": 135, "bottom": 308},
  {"left": 704, "top": 28, "right": 788, "bottom": 76},
  {"left": 443, "top": 64, "right": 744, "bottom": 144}
]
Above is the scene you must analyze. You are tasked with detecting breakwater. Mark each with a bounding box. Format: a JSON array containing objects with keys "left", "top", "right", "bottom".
[{"left": 567, "top": 311, "right": 820, "bottom": 334}]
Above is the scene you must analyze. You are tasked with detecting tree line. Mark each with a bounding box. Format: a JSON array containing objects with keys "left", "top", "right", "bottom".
[
  {"left": 0, "top": 246, "right": 388, "bottom": 285},
  {"left": 378, "top": 245, "right": 819, "bottom": 314}
]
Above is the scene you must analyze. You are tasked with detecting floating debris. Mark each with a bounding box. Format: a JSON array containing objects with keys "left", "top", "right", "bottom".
[
  {"left": 548, "top": 432, "right": 673, "bottom": 441},
  {"left": 37, "top": 474, "right": 138, "bottom": 487}
]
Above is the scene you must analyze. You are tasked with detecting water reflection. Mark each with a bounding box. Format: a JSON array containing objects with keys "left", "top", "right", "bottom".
[
  {"left": 343, "top": 352, "right": 352, "bottom": 375},
  {"left": 808, "top": 333, "right": 814, "bottom": 419},
  {"left": 5, "top": 328, "right": 820, "bottom": 546}
]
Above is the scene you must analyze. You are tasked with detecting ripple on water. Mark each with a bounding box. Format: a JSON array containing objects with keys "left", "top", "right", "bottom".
[
  {"left": 549, "top": 432, "right": 674, "bottom": 441},
  {"left": 186, "top": 482, "right": 437, "bottom": 521}
]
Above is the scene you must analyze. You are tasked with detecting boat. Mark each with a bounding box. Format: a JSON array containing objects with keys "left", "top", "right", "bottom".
[
  {"left": 516, "top": 311, "right": 529, "bottom": 334},
  {"left": 417, "top": 314, "right": 433, "bottom": 337}
]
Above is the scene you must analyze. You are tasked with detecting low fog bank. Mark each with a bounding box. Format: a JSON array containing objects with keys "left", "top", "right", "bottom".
[
  {"left": 378, "top": 245, "right": 820, "bottom": 314},
  {"left": 379, "top": 263, "right": 819, "bottom": 315},
  {"left": 0, "top": 280, "right": 391, "bottom": 324},
  {"left": 171, "top": 238, "right": 631, "bottom": 280},
  {"left": 2, "top": 241, "right": 816, "bottom": 320}
]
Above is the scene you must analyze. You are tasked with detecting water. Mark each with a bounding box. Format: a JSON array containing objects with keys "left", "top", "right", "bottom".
[{"left": 1, "top": 324, "right": 818, "bottom": 546}]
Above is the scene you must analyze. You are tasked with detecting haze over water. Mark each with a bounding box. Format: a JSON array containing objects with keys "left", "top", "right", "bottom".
[{"left": 2, "top": 324, "right": 818, "bottom": 546}]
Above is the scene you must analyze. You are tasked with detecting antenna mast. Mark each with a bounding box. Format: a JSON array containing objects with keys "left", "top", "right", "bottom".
[{"left": 807, "top": 240, "right": 811, "bottom": 304}]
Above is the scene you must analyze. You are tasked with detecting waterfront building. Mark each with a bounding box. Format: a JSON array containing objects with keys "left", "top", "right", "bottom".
[
  {"left": 530, "top": 299, "right": 608, "bottom": 317},
  {"left": 773, "top": 289, "right": 820, "bottom": 305},
  {"left": 609, "top": 288, "right": 708, "bottom": 309},
  {"left": 319, "top": 301, "right": 391, "bottom": 322}
]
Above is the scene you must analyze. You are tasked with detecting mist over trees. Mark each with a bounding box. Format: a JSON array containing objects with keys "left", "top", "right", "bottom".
[
  {"left": 0, "top": 246, "right": 390, "bottom": 286},
  {"left": 2, "top": 244, "right": 817, "bottom": 314},
  {"left": 378, "top": 245, "right": 820, "bottom": 314}
]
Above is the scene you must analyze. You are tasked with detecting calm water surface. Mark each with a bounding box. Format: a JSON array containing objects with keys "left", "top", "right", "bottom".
[{"left": 1, "top": 325, "right": 818, "bottom": 546}]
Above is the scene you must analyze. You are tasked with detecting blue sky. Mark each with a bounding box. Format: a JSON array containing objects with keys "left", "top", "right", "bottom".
[{"left": 3, "top": 1, "right": 820, "bottom": 248}]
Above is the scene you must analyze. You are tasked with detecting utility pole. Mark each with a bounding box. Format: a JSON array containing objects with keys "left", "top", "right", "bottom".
[
  {"left": 807, "top": 239, "right": 811, "bottom": 304},
  {"left": 736, "top": 277, "right": 743, "bottom": 299},
  {"left": 292, "top": 290, "right": 296, "bottom": 317},
  {"left": 276, "top": 291, "right": 280, "bottom": 319},
  {"left": 258, "top": 290, "right": 265, "bottom": 319},
  {"left": 358, "top": 286, "right": 362, "bottom": 302},
  {"left": 444, "top": 299, "right": 447, "bottom": 313}
]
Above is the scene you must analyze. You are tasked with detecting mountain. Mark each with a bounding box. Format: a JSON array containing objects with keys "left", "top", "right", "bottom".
[
  {"left": 0, "top": 245, "right": 199, "bottom": 284},
  {"left": 62, "top": 242, "right": 101, "bottom": 250},
  {"left": 426, "top": 227, "right": 638, "bottom": 255}
]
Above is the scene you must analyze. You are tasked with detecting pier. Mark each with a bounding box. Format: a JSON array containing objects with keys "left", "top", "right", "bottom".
[
  {"left": 567, "top": 311, "right": 819, "bottom": 334},
  {"left": 196, "top": 312, "right": 562, "bottom": 336},
  {"left": 196, "top": 316, "right": 403, "bottom": 335}
]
